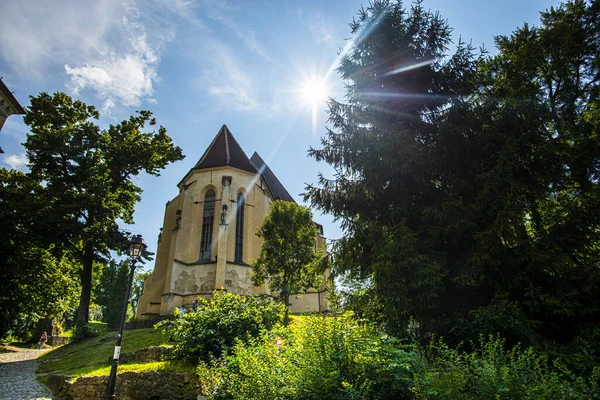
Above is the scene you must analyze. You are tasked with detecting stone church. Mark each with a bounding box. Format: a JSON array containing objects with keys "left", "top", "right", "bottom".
[{"left": 136, "top": 125, "right": 328, "bottom": 318}]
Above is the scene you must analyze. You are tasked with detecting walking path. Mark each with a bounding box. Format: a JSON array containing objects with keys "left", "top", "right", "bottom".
[{"left": 0, "top": 344, "right": 53, "bottom": 400}]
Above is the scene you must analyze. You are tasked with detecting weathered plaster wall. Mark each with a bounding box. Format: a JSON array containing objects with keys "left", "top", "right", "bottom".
[
  {"left": 136, "top": 195, "right": 178, "bottom": 317},
  {"left": 290, "top": 291, "right": 329, "bottom": 313},
  {"left": 172, "top": 264, "right": 217, "bottom": 294},
  {"left": 224, "top": 264, "right": 256, "bottom": 295}
]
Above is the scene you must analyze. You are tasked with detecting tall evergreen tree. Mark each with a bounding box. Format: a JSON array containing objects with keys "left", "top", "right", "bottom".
[
  {"left": 306, "top": 0, "right": 600, "bottom": 362},
  {"left": 305, "top": 0, "right": 483, "bottom": 335},
  {"left": 23, "top": 92, "right": 184, "bottom": 324}
]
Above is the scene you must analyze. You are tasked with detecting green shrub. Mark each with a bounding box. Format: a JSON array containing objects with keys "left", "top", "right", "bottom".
[
  {"left": 198, "top": 315, "right": 419, "bottom": 400},
  {"left": 159, "top": 292, "right": 284, "bottom": 364},
  {"left": 413, "top": 335, "right": 600, "bottom": 399}
]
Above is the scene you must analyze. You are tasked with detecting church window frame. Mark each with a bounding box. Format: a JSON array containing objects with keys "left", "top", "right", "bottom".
[
  {"left": 200, "top": 189, "right": 216, "bottom": 261},
  {"left": 235, "top": 192, "right": 245, "bottom": 262}
]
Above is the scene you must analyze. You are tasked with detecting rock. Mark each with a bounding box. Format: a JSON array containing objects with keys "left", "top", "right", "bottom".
[{"left": 58, "top": 371, "right": 196, "bottom": 400}]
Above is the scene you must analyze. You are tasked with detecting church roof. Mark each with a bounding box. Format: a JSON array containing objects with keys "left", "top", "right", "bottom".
[
  {"left": 192, "top": 125, "right": 257, "bottom": 173},
  {"left": 250, "top": 152, "right": 296, "bottom": 203}
]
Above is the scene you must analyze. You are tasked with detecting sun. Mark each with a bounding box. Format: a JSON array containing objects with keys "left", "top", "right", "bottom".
[{"left": 300, "top": 78, "right": 329, "bottom": 106}]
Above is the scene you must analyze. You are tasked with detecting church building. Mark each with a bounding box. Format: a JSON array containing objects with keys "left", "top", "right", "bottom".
[{"left": 136, "top": 125, "right": 328, "bottom": 318}]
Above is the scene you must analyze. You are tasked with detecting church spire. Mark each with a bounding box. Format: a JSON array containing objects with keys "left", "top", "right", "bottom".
[{"left": 193, "top": 125, "right": 257, "bottom": 173}]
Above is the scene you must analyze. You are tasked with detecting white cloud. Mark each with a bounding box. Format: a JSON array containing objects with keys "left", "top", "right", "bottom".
[
  {"left": 0, "top": 0, "right": 122, "bottom": 77},
  {"left": 64, "top": 10, "right": 162, "bottom": 113},
  {"left": 0, "top": 0, "right": 181, "bottom": 112},
  {"left": 198, "top": 42, "right": 258, "bottom": 112},
  {"left": 2, "top": 153, "right": 28, "bottom": 171}
]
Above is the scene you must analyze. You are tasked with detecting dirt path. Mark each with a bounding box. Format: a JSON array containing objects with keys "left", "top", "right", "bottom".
[{"left": 0, "top": 344, "right": 53, "bottom": 400}]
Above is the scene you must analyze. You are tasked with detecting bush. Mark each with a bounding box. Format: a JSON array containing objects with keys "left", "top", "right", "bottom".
[
  {"left": 412, "top": 335, "right": 600, "bottom": 399},
  {"left": 159, "top": 292, "right": 284, "bottom": 364},
  {"left": 198, "top": 315, "right": 419, "bottom": 400}
]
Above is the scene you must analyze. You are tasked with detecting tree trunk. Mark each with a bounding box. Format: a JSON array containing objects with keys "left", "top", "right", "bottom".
[{"left": 76, "top": 241, "right": 95, "bottom": 324}]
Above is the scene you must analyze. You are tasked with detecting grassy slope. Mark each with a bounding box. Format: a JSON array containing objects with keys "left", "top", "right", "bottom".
[
  {"left": 37, "top": 314, "right": 314, "bottom": 384},
  {"left": 36, "top": 326, "right": 192, "bottom": 384}
]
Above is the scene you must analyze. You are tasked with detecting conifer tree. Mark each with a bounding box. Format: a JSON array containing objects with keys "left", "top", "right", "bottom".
[
  {"left": 305, "top": 0, "right": 483, "bottom": 335},
  {"left": 306, "top": 0, "right": 600, "bottom": 362}
]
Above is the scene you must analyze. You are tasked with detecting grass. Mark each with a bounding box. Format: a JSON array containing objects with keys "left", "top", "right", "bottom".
[
  {"left": 85, "top": 361, "right": 192, "bottom": 377},
  {"left": 59, "top": 320, "right": 110, "bottom": 338},
  {"left": 36, "top": 326, "right": 191, "bottom": 384}
]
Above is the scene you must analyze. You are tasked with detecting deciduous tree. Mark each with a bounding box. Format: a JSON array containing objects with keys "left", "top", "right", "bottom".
[
  {"left": 251, "top": 200, "right": 325, "bottom": 325},
  {"left": 23, "top": 92, "right": 184, "bottom": 324}
]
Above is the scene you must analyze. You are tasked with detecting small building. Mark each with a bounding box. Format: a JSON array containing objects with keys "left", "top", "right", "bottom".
[
  {"left": 0, "top": 78, "right": 27, "bottom": 153},
  {"left": 136, "top": 125, "right": 328, "bottom": 318}
]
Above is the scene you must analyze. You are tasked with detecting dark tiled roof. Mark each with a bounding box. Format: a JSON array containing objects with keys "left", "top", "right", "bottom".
[
  {"left": 193, "top": 125, "right": 257, "bottom": 173},
  {"left": 250, "top": 152, "right": 295, "bottom": 203}
]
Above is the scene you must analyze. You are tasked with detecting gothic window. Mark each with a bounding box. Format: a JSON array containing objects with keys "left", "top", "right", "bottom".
[
  {"left": 235, "top": 192, "right": 245, "bottom": 262},
  {"left": 200, "top": 190, "right": 216, "bottom": 260}
]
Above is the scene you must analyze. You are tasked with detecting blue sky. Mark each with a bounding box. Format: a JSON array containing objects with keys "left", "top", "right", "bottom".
[{"left": 0, "top": 0, "right": 560, "bottom": 269}]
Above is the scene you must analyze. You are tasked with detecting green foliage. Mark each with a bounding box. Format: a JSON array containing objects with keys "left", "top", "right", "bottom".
[
  {"left": 131, "top": 271, "right": 151, "bottom": 316},
  {"left": 304, "top": 0, "right": 483, "bottom": 337},
  {"left": 251, "top": 200, "right": 326, "bottom": 325},
  {"left": 198, "top": 317, "right": 599, "bottom": 400},
  {"left": 22, "top": 91, "right": 184, "bottom": 324},
  {"left": 198, "top": 315, "right": 418, "bottom": 400},
  {"left": 412, "top": 335, "right": 600, "bottom": 399},
  {"left": 160, "top": 292, "right": 284, "bottom": 364},
  {"left": 94, "top": 260, "right": 130, "bottom": 327},
  {"left": 0, "top": 168, "right": 79, "bottom": 340},
  {"left": 305, "top": 0, "right": 600, "bottom": 362}
]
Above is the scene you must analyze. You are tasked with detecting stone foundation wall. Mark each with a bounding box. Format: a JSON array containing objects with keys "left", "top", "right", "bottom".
[
  {"left": 49, "top": 371, "right": 196, "bottom": 400},
  {"left": 48, "top": 336, "right": 70, "bottom": 346},
  {"left": 124, "top": 316, "right": 173, "bottom": 330}
]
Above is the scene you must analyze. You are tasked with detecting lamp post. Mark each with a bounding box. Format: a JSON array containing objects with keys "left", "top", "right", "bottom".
[{"left": 104, "top": 234, "right": 147, "bottom": 399}]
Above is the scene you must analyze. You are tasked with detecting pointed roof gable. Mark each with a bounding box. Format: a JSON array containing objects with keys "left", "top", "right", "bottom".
[
  {"left": 250, "top": 152, "right": 296, "bottom": 203},
  {"left": 193, "top": 125, "right": 257, "bottom": 173}
]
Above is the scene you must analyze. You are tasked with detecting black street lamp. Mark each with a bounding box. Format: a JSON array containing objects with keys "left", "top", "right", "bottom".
[{"left": 104, "top": 234, "right": 147, "bottom": 399}]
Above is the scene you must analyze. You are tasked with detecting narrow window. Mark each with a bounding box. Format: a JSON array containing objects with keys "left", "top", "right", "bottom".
[
  {"left": 235, "top": 192, "right": 245, "bottom": 262},
  {"left": 200, "top": 190, "right": 216, "bottom": 260}
]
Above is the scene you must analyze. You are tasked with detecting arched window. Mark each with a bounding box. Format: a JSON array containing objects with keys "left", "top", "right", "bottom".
[
  {"left": 200, "top": 190, "right": 216, "bottom": 260},
  {"left": 235, "top": 192, "right": 245, "bottom": 262}
]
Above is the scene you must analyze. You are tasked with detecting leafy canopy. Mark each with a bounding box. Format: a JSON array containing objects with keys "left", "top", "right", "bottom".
[
  {"left": 251, "top": 200, "right": 325, "bottom": 324},
  {"left": 22, "top": 92, "right": 184, "bottom": 323}
]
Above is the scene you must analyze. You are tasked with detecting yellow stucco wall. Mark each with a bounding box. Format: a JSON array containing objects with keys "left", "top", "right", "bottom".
[{"left": 136, "top": 165, "right": 329, "bottom": 318}]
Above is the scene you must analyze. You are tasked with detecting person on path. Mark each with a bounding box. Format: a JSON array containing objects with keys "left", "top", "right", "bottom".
[
  {"left": 192, "top": 299, "right": 199, "bottom": 311},
  {"left": 38, "top": 331, "right": 47, "bottom": 349}
]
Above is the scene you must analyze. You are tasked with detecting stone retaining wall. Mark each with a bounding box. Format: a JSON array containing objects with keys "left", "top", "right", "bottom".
[
  {"left": 49, "top": 371, "right": 196, "bottom": 400},
  {"left": 48, "top": 336, "right": 70, "bottom": 346},
  {"left": 124, "top": 316, "right": 173, "bottom": 330}
]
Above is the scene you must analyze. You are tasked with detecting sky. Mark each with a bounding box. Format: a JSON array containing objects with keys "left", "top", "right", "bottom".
[{"left": 0, "top": 0, "right": 560, "bottom": 270}]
